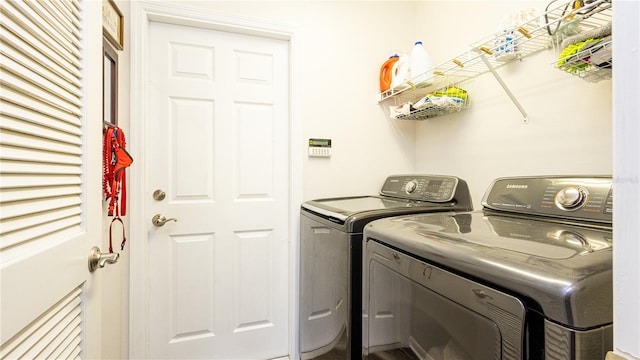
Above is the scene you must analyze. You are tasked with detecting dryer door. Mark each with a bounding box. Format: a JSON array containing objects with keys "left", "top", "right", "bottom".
[
  {"left": 365, "top": 240, "right": 526, "bottom": 360},
  {"left": 300, "top": 213, "right": 349, "bottom": 358}
]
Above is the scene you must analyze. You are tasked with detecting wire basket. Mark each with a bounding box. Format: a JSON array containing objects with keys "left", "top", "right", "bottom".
[
  {"left": 556, "top": 38, "right": 612, "bottom": 82},
  {"left": 548, "top": 0, "right": 612, "bottom": 82},
  {"left": 390, "top": 85, "right": 470, "bottom": 121}
]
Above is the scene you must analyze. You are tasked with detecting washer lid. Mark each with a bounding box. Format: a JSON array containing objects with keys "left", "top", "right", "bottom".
[
  {"left": 302, "top": 196, "right": 442, "bottom": 222},
  {"left": 302, "top": 174, "right": 473, "bottom": 223}
]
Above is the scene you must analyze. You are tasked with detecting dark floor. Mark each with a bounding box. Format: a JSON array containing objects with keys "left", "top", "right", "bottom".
[
  {"left": 365, "top": 348, "right": 419, "bottom": 360},
  {"left": 313, "top": 342, "right": 417, "bottom": 360},
  {"left": 310, "top": 332, "right": 347, "bottom": 360},
  {"left": 307, "top": 330, "right": 418, "bottom": 360}
]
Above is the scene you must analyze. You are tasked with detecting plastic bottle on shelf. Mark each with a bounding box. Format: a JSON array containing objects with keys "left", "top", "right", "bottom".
[
  {"left": 410, "top": 41, "right": 433, "bottom": 88},
  {"left": 390, "top": 52, "right": 410, "bottom": 91},
  {"left": 379, "top": 54, "right": 399, "bottom": 92}
]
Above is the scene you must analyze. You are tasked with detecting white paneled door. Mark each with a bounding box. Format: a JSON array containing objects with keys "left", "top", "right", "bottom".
[{"left": 146, "top": 21, "right": 290, "bottom": 359}]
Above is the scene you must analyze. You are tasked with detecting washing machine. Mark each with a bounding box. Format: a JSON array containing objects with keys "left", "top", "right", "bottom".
[
  {"left": 364, "top": 175, "right": 613, "bottom": 360},
  {"left": 300, "top": 175, "right": 473, "bottom": 360}
]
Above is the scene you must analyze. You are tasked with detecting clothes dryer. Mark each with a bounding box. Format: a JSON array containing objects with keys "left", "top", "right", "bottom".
[
  {"left": 300, "top": 175, "right": 473, "bottom": 359},
  {"left": 364, "top": 176, "right": 613, "bottom": 360}
]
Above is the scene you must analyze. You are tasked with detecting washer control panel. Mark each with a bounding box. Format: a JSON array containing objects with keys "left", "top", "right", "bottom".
[
  {"left": 555, "top": 186, "right": 590, "bottom": 211},
  {"left": 482, "top": 176, "right": 612, "bottom": 223},
  {"left": 404, "top": 180, "right": 418, "bottom": 194},
  {"left": 380, "top": 175, "right": 462, "bottom": 202}
]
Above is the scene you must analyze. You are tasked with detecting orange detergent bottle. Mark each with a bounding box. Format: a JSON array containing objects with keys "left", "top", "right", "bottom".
[{"left": 379, "top": 54, "right": 399, "bottom": 92}]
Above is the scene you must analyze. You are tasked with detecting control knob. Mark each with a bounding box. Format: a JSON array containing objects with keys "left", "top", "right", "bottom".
[
  {"left": 555, "top": 186, "right": 588, "bottom": 211},
  {"left": 405, "top": 180, "right": 418, "bottom": 194}
]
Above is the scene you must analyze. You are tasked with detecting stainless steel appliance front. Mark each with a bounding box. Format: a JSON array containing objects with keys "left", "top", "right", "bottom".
[
  {"left": 299, "top": 175, "right": 473, "bottom": 359},
  {"left": 366, "top": 240, "right": 526, "bottom": 359},
  {"left": 364, "top": 176, "right": 613, "bottom": 360}
]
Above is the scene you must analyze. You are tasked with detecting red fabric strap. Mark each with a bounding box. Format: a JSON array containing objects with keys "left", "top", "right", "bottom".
[{"left": 109, "top": 216, "right": 125, "bottom": 253}]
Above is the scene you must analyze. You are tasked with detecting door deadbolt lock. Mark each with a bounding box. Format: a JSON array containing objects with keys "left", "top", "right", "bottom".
[{"left": 153, "top": 189, "right": 166, "bottom": 201}]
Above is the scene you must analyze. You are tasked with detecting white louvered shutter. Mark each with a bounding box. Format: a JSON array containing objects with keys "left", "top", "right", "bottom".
[
  {"left": 0, "top": 288, "right": 83, "bottom": 359},
  {"left": 1, "top": 0, "right": 83, "bottom": 254},
  {"left": 1, "top": 0, "right": 90, "bottom": 358}
]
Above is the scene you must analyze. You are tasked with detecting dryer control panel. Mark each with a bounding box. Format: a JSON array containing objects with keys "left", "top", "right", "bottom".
[
  {"left": 482, "top": 176, "right": 613, "bottom": 224},
  {"left": 380, "top": 175, "right": 467, "bottom": 203}
]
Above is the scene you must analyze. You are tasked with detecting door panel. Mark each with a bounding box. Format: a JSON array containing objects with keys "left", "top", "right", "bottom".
[
  {"left": 147, "top": 21, "right": 289, "bottom": 359},
  {"left": 368, "top": 257, "right": 412, "bottom": 351},
  {"left": 0, "top": 0, "right": 102, "bottom": 358},
  {"left": 299, "top": 218, "right": 349, "bottom": 355}
]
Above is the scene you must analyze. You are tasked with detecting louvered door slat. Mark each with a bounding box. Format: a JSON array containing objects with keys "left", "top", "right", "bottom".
[
  {"left": 36, "top": 318, "right": 81, "bottom": 360},
  {"left": 0, "top": 66, "right": 82, "bottom": 116},
  {"left": 43, "top": 0, "right": 80, "bottom": 29},
  {"left": 0, "top": 195, "right": 81, "bottom": 219},
  {"left": 0, "top": 89, "right": 82, "bottom": 130},
  {"left": 0, "top": 130, "right": 81, "bottom": 158},
  {"left": 51, "top": 0, "right": 81, "bottom": 20},
  {"left": 12, "top": 0, "right": 81, "bottom": 53},
  {"left": 19, "top": 299, "right": 81, "bottom": 360},
  {"left": 0, "top": 116, "right": 81, "bottom": 145},
  {"left": 0, "top": 185, "right": 81, "bottom": 203},
  {"left": 1, "top": 130, "right": 82, "bottom": 156},
  {"left": 1, "top": 29, "right": 81, "bottom": 89},
  {"left": 0, "top": 161, "right": 81, "bottom": 176},
  {"left": 34, "top": 0, "right": 78, "bottom": 34},
  {"left": 22, "top": 0, "right": 79, "bottom": 46},
  {"left": 0, "top": 213, "right": 82, "bottom": 249},
  {"left": 0, "top": 174, "right": 81, "bottom": 188},
  {"left": 46, "top": 326, "right": 82, "bottom": 360},
  {"left": 2, "top": 1, "right": 80, "bottom": 67},
  {"left": 0, "top": 288, "right": 82, "bottom": 359},
  {"left": 0, "top": 14, "right": 81, "bottom": 89},
  {"left": 0, "top": 146, "right": 82, "bottom": 165},
  {"left": 0, "top": 206, "right": 81, "bottom": 236},
  {"left": 2, "top": 43, "right": 82, "bottom": 100},
  {"left": 23, "top": 314, "right": 82, "bottom": 360},
  {"left": 60, "top": 344, "right": 82, "bottom": 360}
]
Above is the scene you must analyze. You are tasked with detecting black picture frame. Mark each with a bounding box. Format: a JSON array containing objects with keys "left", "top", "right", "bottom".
[{"left": 103, "top": 38, "right": 118, "bottom": 130}]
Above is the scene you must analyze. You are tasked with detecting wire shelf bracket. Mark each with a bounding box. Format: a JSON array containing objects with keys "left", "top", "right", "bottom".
[{"left": 478, "top": 52, "right": 529, "bottom": 124}]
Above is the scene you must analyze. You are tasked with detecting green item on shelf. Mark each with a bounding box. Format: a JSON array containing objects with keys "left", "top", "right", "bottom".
[
  {"left": 427, "top": 87, "right": 468, "bottom": 100},
  {"left": 557, "top": 38, "right": 601, "bottom": 72}
]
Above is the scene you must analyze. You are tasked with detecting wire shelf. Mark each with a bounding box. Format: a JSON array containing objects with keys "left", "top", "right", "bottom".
[
  {"left": 550, "top": 0, "right": 612, "bottom": 83},
  {"left": 378, "top": 0, "right": 613, "bottom": 109},
  {"left": 557, "top": 39, "right": 612, "bottom": 82}
]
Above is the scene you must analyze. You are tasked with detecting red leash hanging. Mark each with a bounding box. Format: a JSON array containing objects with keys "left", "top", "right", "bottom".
[{"left": 103, "top": 126, "right": 133, "bottom": 252}]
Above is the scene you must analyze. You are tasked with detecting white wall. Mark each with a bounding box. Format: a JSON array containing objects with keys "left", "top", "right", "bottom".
[
  {"left": 412, "top": 1, "right": 612, "bottom": 209},
  {"left": 101, "top": 1, "right": 130, "bottom": 359},
  {"left": 181, "top": 1, "right": 421, "bottom": 200}
]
